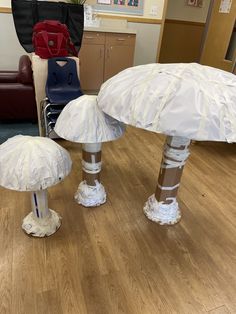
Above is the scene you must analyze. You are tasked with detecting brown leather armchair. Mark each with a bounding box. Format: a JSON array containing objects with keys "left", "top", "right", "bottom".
[{"left": 0, "top": 55, "right": 37, "bottom": 120}]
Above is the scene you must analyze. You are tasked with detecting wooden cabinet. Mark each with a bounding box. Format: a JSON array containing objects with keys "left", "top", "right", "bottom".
[{"left": 79, "top": 31, "right": 136, "bottom": 92}]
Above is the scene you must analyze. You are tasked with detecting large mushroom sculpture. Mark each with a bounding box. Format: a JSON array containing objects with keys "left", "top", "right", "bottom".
[
  {"left": 54, "top": 94, "right": 125, "bottom": 207},
  {"left": 97, "top": 63, "right": 236, "bottom": 225},
  {"left": 0, "top": 135, "right": 72, "bottom": 237}
]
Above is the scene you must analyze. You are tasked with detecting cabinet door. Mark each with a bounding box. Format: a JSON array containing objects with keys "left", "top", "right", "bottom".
[
  {"left": 79, "top": 44, "right": 104, "bottom": 91},
  {"left": 104, "top": 33, "right": 136, "bottom": 81},
  {"left": 104, "top": 45, "right": 135, "bottom": 81}
]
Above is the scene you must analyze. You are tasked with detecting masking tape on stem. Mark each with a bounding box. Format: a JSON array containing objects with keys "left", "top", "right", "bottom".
[
  {"left": 82, "top": 160, "right": 102, "bottom": 174},
  {"left": 157, "top": 183, "right": 180, "bottom": 191},
  {"left": 162, "top": 137, "right": 190, "bottom": 169}
]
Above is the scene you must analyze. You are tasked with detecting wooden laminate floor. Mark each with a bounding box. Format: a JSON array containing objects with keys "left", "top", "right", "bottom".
[{"left": 0, "top": 126, "right": 236, "bottom": 314}]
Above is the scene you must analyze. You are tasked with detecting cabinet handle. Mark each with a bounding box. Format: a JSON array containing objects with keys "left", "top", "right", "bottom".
[
  {"left": 84, "top": 36, "right": 95, "bottom": 39},
  {"left": 100, "top": 48, "right": 103, "bottom": 58},
  {"left": 117, "top": 38, "right": 126, "bottom": 41}
]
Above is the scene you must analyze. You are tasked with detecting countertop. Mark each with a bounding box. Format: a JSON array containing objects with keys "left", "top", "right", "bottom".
[{"left": 84, "top": 26, "right": 136, "bottom": 34}]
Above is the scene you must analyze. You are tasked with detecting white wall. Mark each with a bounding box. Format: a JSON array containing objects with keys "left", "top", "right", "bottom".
[
  {"left": 143, "top": 0, "right": 165, "bottom": 19},
  {"left": 166, "top": 0, "right": 211, "bottom": 23},
  {"left": 128, "top": 22, "right": 161, "bottom": 65},
  {"left": 0, "top": 13, "right": 26, "bottom": 70},
  {"left": 0, "top": 0, "right": 10, "bottom": 7}
]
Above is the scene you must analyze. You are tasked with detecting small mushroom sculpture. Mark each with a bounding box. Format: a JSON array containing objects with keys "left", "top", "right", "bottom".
[
  {"left": 0, "top": 135, "right": 72, "bottom": 237},
  {"left": 97, "top": 63, "right": 236, "bottom": 225},
  {"left": 54, "top": 94, "right": 125, "bottom": 207}
]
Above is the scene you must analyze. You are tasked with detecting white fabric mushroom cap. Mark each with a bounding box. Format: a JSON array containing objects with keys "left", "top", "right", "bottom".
[
  {"left": 0, "top": 135, "right": 72, "bottom": 191},
  {"left": 97, "top": 63, "right": 236, "bottom": 143},
  {"left": 54, "top": 95, "right": 125, "bottom": 143}
]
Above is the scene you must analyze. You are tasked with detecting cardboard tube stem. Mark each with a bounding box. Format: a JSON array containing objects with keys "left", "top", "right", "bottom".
[
  {"left": 82, "top": 143, "right": 102, "bottom": 186},
  {"left": 155, "top": 136, "right": 190, "bottom": 203},
  {"left": 31, "top": 190, "right": 49, "bottom": 219}
]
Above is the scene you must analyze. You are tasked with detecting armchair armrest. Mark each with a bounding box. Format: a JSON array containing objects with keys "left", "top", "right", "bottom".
[
  {"left": 0, "top": 71, "right": 18, "bottom": 83},
  {"left": 17, "top": 55, "right": 33, "bottom": 85}
]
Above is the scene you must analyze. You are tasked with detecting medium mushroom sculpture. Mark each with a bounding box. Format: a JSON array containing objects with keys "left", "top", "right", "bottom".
[
  {"left": 97, "top": 63, "right": 236, "bottom": 225},
  {"left": 54, "top": 94, "right": 125, "bottom": 207},
  {"left": 0, "top": 135, "right": 72, "bottom": 237}
]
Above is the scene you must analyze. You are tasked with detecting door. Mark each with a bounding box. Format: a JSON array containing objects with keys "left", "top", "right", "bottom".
[{"left": 200, "top": 0, "right": 236, "bottom": 72}]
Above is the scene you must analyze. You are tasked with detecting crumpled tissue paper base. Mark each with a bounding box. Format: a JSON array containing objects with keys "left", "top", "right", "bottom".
[
  {"left": 22, "top": 209, "right": 61, "bottom": 237},
  {"left": 143, "top": 194, "right": 181, "bottom": 225},
  {"left": 75, "top": 180, "right": 106, "bottom": 207}
]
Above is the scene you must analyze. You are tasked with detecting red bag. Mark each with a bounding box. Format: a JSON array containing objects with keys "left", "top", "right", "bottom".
[{"left": 32, "top": 20, "right": 78, "bottom": 59}]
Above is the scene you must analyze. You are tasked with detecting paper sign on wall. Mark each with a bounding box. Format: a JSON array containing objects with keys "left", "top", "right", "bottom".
[
  {"left": 84, "top": 5, "right": 100, "bottom": 27},
  {"left": 219, "top": 0, "right": 232, "bottom": 13}
]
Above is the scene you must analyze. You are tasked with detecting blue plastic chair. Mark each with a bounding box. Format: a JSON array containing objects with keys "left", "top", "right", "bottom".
[{"left": 46, "top": 57, "right": 83, "bottom": 104}]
